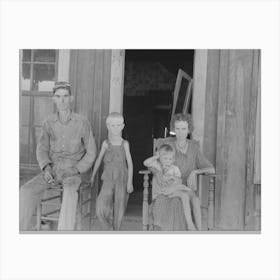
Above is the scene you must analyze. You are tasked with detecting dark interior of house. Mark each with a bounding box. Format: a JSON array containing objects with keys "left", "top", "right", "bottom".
[{"left": 123, "top": 49, "right": 194, "bottom": 213}]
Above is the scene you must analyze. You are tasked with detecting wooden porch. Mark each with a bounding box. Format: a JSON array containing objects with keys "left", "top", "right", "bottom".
[{"left": 20, "top": 49, "right": 261, "bottom": 232}]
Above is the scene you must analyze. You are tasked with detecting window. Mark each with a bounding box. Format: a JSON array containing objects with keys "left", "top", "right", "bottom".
[{"left": 20, "top": 49, "right": 58, "bottom": 166}]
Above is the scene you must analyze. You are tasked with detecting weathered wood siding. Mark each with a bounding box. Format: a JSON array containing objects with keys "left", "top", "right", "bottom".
[
  {"left": 195, "top": 50, "right": 220, "bottom": 208},
  {"left": 69, "top": 49, "right": 111, "bottom": 215},
  {"left": 215, "top": 50, "right": 260, "bottom": 230},
  {"left": 204, "top": 50, "right": 220, "bottom": 167}
]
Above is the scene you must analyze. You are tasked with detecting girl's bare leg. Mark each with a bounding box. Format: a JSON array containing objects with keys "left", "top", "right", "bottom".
[
  {"left": 169, "top": 191, "right": 196, "bottom": 231},
  {"left": 181, "top": 193, "right": 196, "bottom": 231},
  {"left": 190, "top": 195, "right": 202, "bottom": 230}
]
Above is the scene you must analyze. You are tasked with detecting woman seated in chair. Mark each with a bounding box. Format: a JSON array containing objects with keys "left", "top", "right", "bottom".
[
  {"left": 151, "top": 113, "right": 215, "bottom": 231},
  {"left": 144, "top": 143, "right": 197, "bottom": 230}
]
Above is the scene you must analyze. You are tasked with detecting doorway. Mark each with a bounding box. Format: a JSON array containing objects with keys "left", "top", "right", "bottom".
[{"left": 123, "top": 50, "right": 195, "bottom": 217}]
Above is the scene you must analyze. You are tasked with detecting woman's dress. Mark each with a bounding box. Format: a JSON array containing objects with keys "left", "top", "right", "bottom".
[{"left": 152, "top": 138, "right": 213, "bottom": 230}]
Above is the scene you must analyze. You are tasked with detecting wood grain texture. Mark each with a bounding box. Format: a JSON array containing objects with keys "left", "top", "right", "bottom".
[
  {"left": 244, "top": 50, "right": 260, "bottom": 228},
  {"left": 204, "top": 50, "right": 220, "bottom": 167},
  {"left": 100, "top": 50, "right": 111, "bottom": 148},
  {"left": 198, "top": 50, "right": 220, "bottom": 208},
  {"left": 215, "top": 50, "right": 258, "bottom": 229},
  {"left": 253, "top": 55, "right": 261, "bottom": 184},
  {"left": 69, "top": 49, "right": 111, "bottom": 218},
  {"left": 215, "top": 49, "right": 229, "bottom": 227}
]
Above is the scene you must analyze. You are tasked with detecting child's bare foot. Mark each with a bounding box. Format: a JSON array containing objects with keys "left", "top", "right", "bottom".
[
  {"left": 188, "top": 224, "right": 197, "bottom": 231},
  {"left": 196, "top": 224, "right": 202, "bottom": 231}
]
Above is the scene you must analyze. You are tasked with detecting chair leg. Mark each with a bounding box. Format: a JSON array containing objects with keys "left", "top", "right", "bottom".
[
  {"left": 36, "top": 202, "right": 42, "bottom": 231},
  {"left": 87, "top": 190, "right": 92, "bottom": 230},
  {"left": 207, "top": 177, "right": 215, "bottom": 230},
  {"left": 142, "top": 173, "right": 149, "bottom": 231},
  {"left": 76, "top": 190, "right": 82, "bottom": 231},
  {"left": 74, "top": 186, "right": 92, "bottom": 231}
]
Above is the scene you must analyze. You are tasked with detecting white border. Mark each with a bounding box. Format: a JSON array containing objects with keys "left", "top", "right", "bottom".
[{"left": 1, "top": 1, "right": 280, "bottom": 280}]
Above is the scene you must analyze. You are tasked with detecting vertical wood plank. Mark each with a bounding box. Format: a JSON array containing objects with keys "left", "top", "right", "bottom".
[
  {"left": 215, "top": 50, "right": 229, "bottom": 227},
  {"left": 216, "top": 50, "right": 256, "bottom": 229},
  {"left": 254, "top": 55, "right": 261, "bottom": 184},
  {"left": 19, "top": 50, "right": 22, "bottom": 163},
  {"left": 90, "top": 50, "right": 104, "bottom": 219},
  {"left": 75, "top": 50, "right": 96, "bottom": 119},
  {"left": 100, "top": 50, "right": 111, "bottom": 145},
  {"left": 57, "top": 50, "right": 70, "bottom": 81},
  {"left": 69, "top": 49, "right": 111, "bottom": 223},
  {"left": 244, "top": 50, "right": 260, "bottom": 227},
  {"left": 192, "top": 50, "right": 208, "bottom": 143},
  {"left": 69, "top": 49, "right": 78, "bottom": 109},
  {"left": 199, "top": 50, "right": 220, "bottom": 208},
  {"left": 92, "top": 49, "right": 104, "bottom": 151},
  {"left": 204, "top": 50, "right": 220, "bottom": 166}
]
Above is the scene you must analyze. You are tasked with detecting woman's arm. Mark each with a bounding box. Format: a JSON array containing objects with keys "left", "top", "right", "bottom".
[
  {"left": 90, "top": 140, "right": 108, "bottom": 185},
  {"left": 187, "top": 143, "right": 215, "bottom": 189},
  {"left": 194, "top": 166, "right": 215, "bottom": 175},
  {"left": 187, "top": 167, "right": 215, "bottom": 191},
  {"left": 123, "top": 141, "right": 134, "bottom": 193}
]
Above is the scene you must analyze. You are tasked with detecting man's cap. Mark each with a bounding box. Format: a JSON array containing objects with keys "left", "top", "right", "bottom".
[{"left": 53, "top": 81, "right": 72, "bottom": 94}]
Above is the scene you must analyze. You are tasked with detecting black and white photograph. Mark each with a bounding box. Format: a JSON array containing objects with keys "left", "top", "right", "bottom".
[
  {"left": 1, "top": 1, "right": 280, "bottom": 280},
  {"left": 19, "top": 49, "right": 261, "bottom": 232}
]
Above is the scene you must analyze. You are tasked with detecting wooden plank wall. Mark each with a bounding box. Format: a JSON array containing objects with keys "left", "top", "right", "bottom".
[
  {"left": 215, "top": 50, "right": 259, "bottom": 230},
  {"left": 199, "top": 50, "right": 220, "bottom": 208},
  {"left": 204, "top": 50, "right": 220, "bottom": 167},
  {"left": 69, "top": 49, "right": 111, "bottom": 216},
  {"left": 244, "top": 51, "right": 260, "bottom": 229}
]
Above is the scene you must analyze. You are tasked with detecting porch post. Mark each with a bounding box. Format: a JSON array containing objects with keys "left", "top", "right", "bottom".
[
  {"left": 192, "top": 50, "right": 208, "bottom": 146},
  {"left": 109, "top": 49, "right": 125, "bottom": 113},
  {"left": 192, "top": 50, "right": 220, "bottom": 227}
]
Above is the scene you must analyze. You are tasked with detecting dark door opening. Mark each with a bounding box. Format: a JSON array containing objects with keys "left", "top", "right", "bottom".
[{"left": 123, "top": 49, "right": 194, "bottom": 217}]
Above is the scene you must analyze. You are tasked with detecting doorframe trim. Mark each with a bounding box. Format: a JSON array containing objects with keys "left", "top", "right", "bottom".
[{"left": 192, "top": 49, "right": 208, "bottom": 149}]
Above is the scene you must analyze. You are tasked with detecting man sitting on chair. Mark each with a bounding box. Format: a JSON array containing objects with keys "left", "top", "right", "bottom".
[{"left": 19, "top": 81, "right": 97, "bottom": 231}]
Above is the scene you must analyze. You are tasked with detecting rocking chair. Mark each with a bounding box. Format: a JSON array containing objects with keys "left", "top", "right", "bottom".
[{"left": 139, "top": 137, "right": 216, "bottom": 231}]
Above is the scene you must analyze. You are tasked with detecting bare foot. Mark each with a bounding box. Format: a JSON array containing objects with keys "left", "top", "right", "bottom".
[{"left": 188, "top": 224, "right": 197, "bottom": 231}]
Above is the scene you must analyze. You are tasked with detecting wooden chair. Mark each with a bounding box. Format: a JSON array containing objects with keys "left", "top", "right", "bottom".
[
  {"left": 36, "top": 180, "right": 92, "bottom": 231},
  {"left": 139, "top": 138, "right": 216, "bottom": 231}
]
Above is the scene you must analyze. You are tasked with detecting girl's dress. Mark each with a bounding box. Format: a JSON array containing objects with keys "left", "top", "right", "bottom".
[{"left": 96, "top": 140, "right": 129, "bottom": 230}]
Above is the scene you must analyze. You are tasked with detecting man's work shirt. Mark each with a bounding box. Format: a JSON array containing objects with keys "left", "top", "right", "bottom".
[{"left": 36, "top": 111, "right": 96, "bottom": 174}]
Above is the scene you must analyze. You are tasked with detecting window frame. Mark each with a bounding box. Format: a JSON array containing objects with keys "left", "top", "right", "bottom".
[{"left": 20, "top": 49, "right": 59, "bottom": 166}]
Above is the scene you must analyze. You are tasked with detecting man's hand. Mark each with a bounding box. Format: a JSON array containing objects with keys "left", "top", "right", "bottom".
[
  {"left": 62, "top": 166, "right": 80, "bottom": 179},
  {"left": 127, "top": 182, "right": 134, "bottom": 194},
  {"left": 43, "top": 165, "right": 54, "bottom": 184}
]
